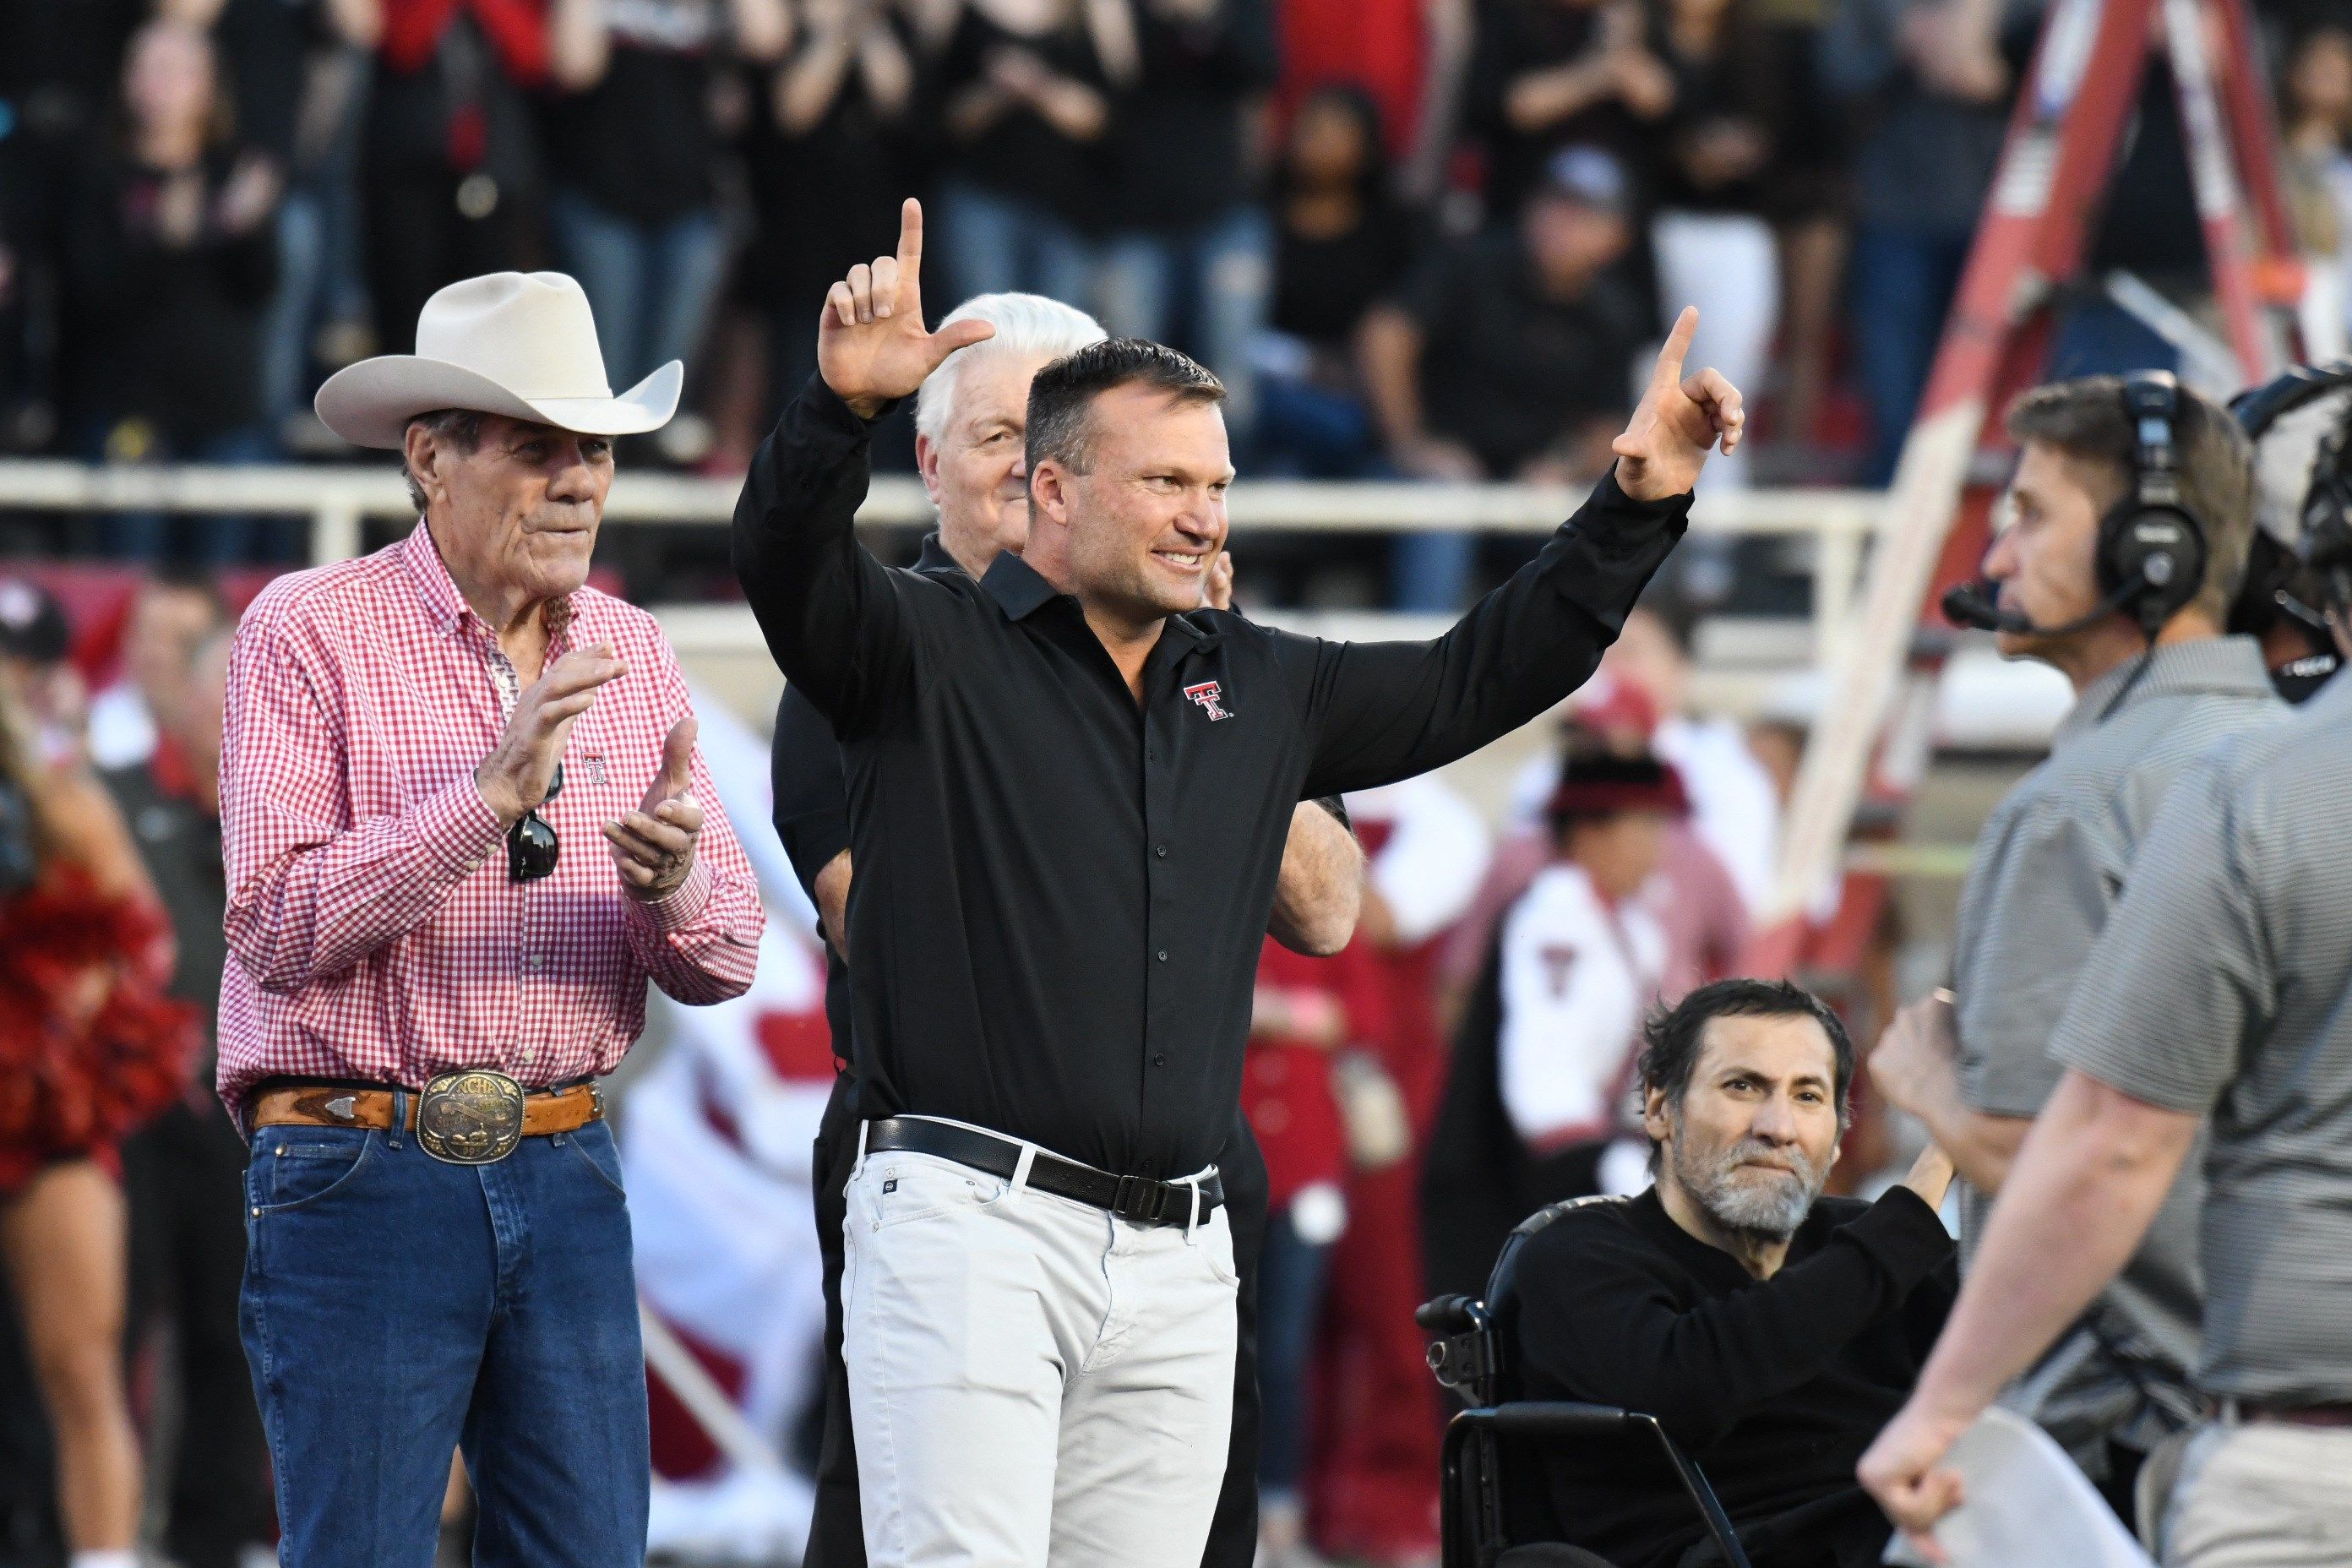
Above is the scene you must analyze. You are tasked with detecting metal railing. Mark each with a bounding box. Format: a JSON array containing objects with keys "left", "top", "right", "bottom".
[{"left": 0, "top": 460, "right": 1889, "bottom": 664}]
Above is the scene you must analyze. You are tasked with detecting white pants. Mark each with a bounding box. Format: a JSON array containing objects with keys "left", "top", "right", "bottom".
[
  {"left": 842, "top": 1140, "right": 1239, "bottom": 1568},
  {"left": 2159, "top": 1417, "right": 2352, "bottom": 1566},
  {"left": 1650, "top": 209, "right": 1779, "bottom": 491}
]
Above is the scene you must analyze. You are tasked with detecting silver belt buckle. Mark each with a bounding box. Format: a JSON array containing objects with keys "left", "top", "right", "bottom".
[{"left": 416, "top": 1069, "right": 527, "bottom": 1164}]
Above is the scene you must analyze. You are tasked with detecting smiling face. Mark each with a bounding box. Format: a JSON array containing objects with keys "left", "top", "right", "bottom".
[
  {"left": 1984, "top": 440, "right": 2118, "bottom": 659},
  {"left": 918, "top": 348, "right": 1059, "bottom": 573},
  {"left": 1647, "top": 1011, "right": 1844, "bottom": 1242},
  {"left": 411, "top": 414, "right": 613, "bottom": 611},
  {"left": 1031, "top": 383, "right": 1233, "bottom": 629}
]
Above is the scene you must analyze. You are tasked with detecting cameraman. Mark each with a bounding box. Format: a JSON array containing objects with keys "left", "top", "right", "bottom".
[
  {"left": 1863, "top": 445, "right": 2352, "bottom": 1568},
  {"left": 1864, "top": 374, "right": 2282, "bottom": 1514}
]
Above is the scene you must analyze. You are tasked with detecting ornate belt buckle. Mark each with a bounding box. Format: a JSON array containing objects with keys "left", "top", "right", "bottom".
[{"left": 416, "top": 1069, "right": 527, "bottom": 1165}]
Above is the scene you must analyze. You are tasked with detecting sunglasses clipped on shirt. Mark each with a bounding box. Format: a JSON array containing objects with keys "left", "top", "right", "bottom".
[{"left": 509, "top": 763, "right": 562, "bottom": 882}]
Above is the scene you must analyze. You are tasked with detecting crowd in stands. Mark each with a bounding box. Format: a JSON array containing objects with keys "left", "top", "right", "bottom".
[{"left": 3, "top": 0, "right": 2350, "bottom": 587}]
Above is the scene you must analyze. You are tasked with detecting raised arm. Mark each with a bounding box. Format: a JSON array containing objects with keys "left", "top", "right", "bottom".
[
  {"left": 1297, "top": 312, "right": 1740, "bottom": 797},
  {"left": 730, "top": 199, "right": 994, "bottom": 730}
]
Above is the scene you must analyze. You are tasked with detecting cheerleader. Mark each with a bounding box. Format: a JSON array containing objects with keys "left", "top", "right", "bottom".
[{"left": 0, "top": 590, "right": 198, "bottom": 1568}]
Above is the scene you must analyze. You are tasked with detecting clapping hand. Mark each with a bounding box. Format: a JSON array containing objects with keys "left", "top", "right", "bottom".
[
  {"left": 604, "top": 716, "right": 703, "bottom": 901},
  {"left": 1611, "top": 307, "right": 1744, "bottom": 502},
  {"left": 818, "top": 198, "right": 998, "bottom": 420}
]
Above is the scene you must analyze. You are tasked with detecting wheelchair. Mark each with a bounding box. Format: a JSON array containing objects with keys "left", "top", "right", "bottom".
[{"left": 1418, "top": 1199, "right": 1755, "bottom": 1568}]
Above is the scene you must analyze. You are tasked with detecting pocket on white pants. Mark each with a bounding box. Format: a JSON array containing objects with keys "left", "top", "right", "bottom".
[{"left": 854, "top": 1152, "right": 1010, "bottom": 1232}]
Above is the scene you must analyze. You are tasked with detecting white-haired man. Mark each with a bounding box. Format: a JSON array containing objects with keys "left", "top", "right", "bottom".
[
  {"left": 220, "top": 273, "right": 764, "bottom": 1567},
  {"left": 768, "top": 290, "right": 1364, "bottom": 1568}
]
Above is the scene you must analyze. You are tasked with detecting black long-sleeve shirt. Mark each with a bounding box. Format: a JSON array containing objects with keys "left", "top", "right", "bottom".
[
  {"left": 1511, "top": 1187, "right": 1956, "bottom": 1568},
  {"left": 732, "top": 377, "right": 1685, "bottom": 1177}
]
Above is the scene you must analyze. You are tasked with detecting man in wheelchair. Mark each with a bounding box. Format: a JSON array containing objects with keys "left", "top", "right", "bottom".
[{"left": 1498, "top": 979, "right": 1957, "bottom": 1567}]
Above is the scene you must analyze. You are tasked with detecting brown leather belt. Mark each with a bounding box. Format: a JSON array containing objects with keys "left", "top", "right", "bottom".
[
  {"left": 252, "top": 1077, "right": 602, "bottom": 1164},
  {"left": 2240, "top": 1401, "right": 2352, "bottom": 1429}
]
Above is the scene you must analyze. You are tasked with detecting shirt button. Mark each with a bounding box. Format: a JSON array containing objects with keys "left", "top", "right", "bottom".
[
  {"left": 525, "top": 953, "right": 546, "bottom": 971},
  {"left": 1154, "top": 844, "right": 1168, "bottom": 858},
  {"left": 1157, "top": 949, "right": 1169, "bottom": 963},
  {"left": 1153, "top": 1054, "right": 1168, "bottom": 1068}
]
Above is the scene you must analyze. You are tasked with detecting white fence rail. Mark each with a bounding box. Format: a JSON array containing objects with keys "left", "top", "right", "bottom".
[{"left": 0, "top": 460, "right": 1890, "bottom": 664}]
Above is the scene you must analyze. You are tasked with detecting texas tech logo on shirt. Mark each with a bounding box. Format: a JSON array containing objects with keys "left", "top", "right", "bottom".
[{"left": 1183, "top": 681, "right": 1233, "bottom": 721}]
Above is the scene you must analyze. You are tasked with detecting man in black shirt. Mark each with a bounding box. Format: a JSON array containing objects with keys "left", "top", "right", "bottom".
[
  {"left": 765, "top": 290, "right": 1363, "bottom": 1568},
  {"left": 732, "top": 198, "right": 1739, "bottom": 1567},
  {"left": 1511, "top": 980, "right": 1957, "bottom": 1568}
]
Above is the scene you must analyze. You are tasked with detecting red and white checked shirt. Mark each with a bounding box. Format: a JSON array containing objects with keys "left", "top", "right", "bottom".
[{"left": 216, "top": 522, "right": 764, "bottom": 1114}]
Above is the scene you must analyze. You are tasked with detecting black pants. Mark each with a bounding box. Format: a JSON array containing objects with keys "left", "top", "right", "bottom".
[
  {"left": 363, "top": 168, "right": 541, "bottom": 357},
  {"left": 123, "top": 1100, "right": 274, "bottom": 1568},
  {"left": 801, "top": 1074, "right": 1268, "bottom": 1568}
]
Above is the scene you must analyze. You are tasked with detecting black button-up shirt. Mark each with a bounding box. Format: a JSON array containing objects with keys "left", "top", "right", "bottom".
[{"left": 732, "top": 378, "right": 1688, "bottom": 1178}]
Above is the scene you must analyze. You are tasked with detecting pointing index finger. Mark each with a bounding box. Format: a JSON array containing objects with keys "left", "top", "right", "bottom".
[
  {"left": 1652, "top": 306, "right": 1698, "bottom": 389},
  {"left": 896, "top": 197, "right": 923, "bottom": 282}
]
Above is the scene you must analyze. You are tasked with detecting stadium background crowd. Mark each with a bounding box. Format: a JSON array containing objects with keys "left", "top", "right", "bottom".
[{"left": 3, "top": 0, "right": 2352, "bottom": 1565}]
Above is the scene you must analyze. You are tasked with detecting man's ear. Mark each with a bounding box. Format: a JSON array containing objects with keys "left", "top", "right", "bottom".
[
  {"left": 915, "top": 432, "right": 943, "bottom": 506},
  {"left": 1030, "top": 457, "right": 1073, "bottom": 534},
  {"left": 1642, "top": 1086, "right": 1673, "bottom": 1152},
  {"left": 404, "top": 422, "right": 448, "bottom": 510}
]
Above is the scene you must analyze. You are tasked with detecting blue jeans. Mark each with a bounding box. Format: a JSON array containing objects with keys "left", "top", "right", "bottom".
[
  {"left": 1848, "top": 223, "right": 1974, "bottom": 485},
  {"left": 1097, "top": 207, "right": 1271, "bottom": 436},
  {"left": 1255, "top": 1203, "right": 1334, "bottom": 1499},
  {"left": 935, "top": 177, "right": 1098, "bottom": 317},
  {"left": 239, "top": 1116, "right": 648, "bottom": 1568},
  {"left": 551, "top": 191, "right": 727, "bottom": 389}
]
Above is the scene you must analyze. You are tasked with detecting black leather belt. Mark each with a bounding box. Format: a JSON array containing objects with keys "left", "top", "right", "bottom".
[{"left": 865, "top": 1117, "right": 1223, "bottom": 1228}]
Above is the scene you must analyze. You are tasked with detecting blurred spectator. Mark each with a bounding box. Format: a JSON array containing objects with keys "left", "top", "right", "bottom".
[
  {"left": 1242, "top": 937, "right": 1356, "bottom": 1568},
  {"left": 58, "top": 19, "right": 283, "bottom": 562},
  {"left": 744, "top": 0, "right": 931, "bottom": 407},
  {"left": 2282, "top": 24, "right": 2352, "bottom": 340},
  {"left": 1750, "top": 0, "right": 1853, "bottom": 466},
  {"left": 1469, "top": 675, "right": 1750, "bottom": 1010},
  {"left": 0, "top": 580, "right": 199, "bottom": 1568},
  {"left": 357, "top": 0, "right": 551, "bottom": 357},
  {"left": 935, "top": 0, "right": 1135, "bottom": 308},
  {"left": 1606, "top": 603, "right": 1782, "bottom": 914},
  {"left": 1465, "top": 0, "right": 1674, "bottom": 224},
  {"left": 1421, "top": 736, "right": 1683, "bottom": 1303},
  {"left": 1273, "top": 0, "right": 1434, "bottom": 177},
  {"left": 548, "top": 0, "right": 787, "bottom": 417},
  {"left": 1820, "top": 0, "right": 2019, "bottom": 483},
  {"left": 87, "top": 570, "right": 229, "bottom": 772},
  {"left": 111, "top": 628, "right": 271, "bottom": 1568},
  {"left": 1359, "top": 144, "right": 1644, "bottom": 606},
  {"left": 1255, "top": 84, "right": 1419, "bottom": 478},
  {"left": 1648, "top": 0, "right": 1780, "bottom": 489},
  {"left": 1097, "top": 0, "right": 1278, "bottom": 433}
]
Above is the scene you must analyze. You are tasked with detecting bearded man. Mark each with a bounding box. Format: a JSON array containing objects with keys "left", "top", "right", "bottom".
[{"left": 1502, "top": 979, "right": 1957, "bottom": 1568}]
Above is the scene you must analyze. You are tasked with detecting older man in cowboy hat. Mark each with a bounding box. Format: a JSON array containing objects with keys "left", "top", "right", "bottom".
[{"left": 218, "top": 272, "right": 763, "bottom": 1568}]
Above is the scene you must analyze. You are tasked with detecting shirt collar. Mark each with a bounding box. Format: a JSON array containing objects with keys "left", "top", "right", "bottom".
[
  {"left": 2055, "top": 635, "right": 2274, "bottom": 744},
  {"left": 914, "top": 531, "right": 960, "bottom": 575},
  {"left": 981, "top": 551, "right": 1061, "bottom": 621},
  {"left": 979, "top": 552, "right": 1225, "bottom": 652},
  {"left": 399, "top": 520, "right": 578, "bottom": 645}
]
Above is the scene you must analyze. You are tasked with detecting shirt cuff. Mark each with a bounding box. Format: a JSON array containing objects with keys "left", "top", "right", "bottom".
[
  {"left": 630, "top": 856, "right": 713, "bottom": 934},
  {"left": 1837, "top": 1185, "right": 1956, "bottom": 1290},
  {"left": 420, "top": 775, "right": 509, "bottom": 878},
  {"left": 802, "top": 373, "right": 901, "bottom": 431}
]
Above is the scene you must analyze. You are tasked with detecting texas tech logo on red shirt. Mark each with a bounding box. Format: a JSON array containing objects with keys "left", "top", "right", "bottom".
[{"left": 1183, "top": 680, "right": 1233, "bottom": 721}]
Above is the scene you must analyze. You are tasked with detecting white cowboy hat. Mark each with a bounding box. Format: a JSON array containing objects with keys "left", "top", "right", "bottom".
[{"left": 314, "top": 271, "right": 682, "bottom": 449}]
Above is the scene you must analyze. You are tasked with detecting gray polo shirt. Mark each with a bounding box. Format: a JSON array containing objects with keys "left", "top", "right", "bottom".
[
  {"left": 2050, "top": 669, "right": 2352, "bottom": 1407},
  {"left": 1950, "top": 637, "right": 2284, "bottom": 1460}
]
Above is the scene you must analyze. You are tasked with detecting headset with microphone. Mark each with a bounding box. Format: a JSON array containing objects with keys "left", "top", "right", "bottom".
[
  {"left": 2227, "top": 357, "right": 2352, "bottom": 701},
  {"left": 1942, "top": 371, "right": 2211, "bottom": 643}
]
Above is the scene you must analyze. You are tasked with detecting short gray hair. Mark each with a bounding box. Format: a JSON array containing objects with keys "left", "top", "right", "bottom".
[
  {"left": 401, "top": 409, "right": 487, "bottom": 513},
  {"left": 913, "top": 293, "right": 1106, "bottom": 446}
]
